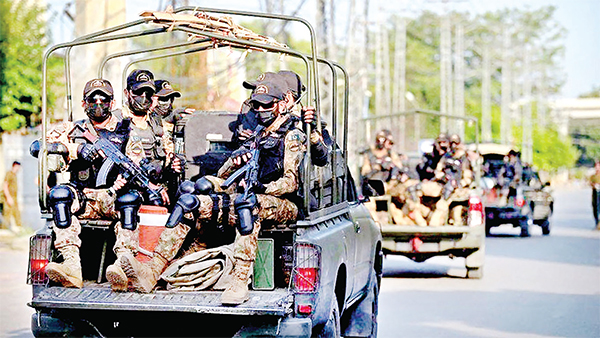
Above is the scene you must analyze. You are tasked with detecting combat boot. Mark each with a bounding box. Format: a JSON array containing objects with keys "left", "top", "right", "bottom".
[
  {"left": 429, "top": 199, "right": 450, "bottom": 227},
  {"left": 45, "top": 245, "right": 83, "bottom": 288},
  {"left": 106, "top": 252, "right": 129, "bottom": 292},
  {"left": 221, "top": 259, "right": 253, "bottom": 305},
  {"left": 122, "top": 223, "right": 189, "bottom": 293}
]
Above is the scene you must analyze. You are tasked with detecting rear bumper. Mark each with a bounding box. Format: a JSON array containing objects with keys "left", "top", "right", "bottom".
[
  {"left": 485, "top": 206, "right": 528, "bottom": 225},
  {"left": 380, "top": 225, "right": 485, "bottom": 257}
]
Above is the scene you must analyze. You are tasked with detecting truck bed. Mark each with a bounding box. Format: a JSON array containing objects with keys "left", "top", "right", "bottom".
[{"left": 31, "top": 284, "right": 292, "bottom": 316}]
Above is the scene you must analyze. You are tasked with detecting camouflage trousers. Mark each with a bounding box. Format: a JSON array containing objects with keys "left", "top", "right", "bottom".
[
  {"left": 2, "top": 203, "right": 22, "bottom": 229},
  {"left": 54, "top": 186, "right": 119, "bottom": 250},
  {"left": 190, "top": 193, "right": 298, "bottom": 262}
]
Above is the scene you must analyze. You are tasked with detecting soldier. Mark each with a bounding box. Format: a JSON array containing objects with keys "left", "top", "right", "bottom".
[
  {"left": 123, "top": 69, "right": 180, "bottom": 206},
  {"left": 232, "top": 71, "right": 330, "bottom": 166},
  {"left": 151, "top": 79, "right": 195, "bottom": 154},
  {"left": 417, "top": 133, "right": 450, "bottom": 181},
  {"left": 498, "top": 149, "right": 523, "bottom": 204},
  {"left": 360, "top": 129, "right": 403, "bottom": 195},
  {"left": 589, "top": 161, "right": 600, "bottom": 229},
  {"left": 42, "top": 79, "right": 144, "bottom": 289},
  {"left": 429, "top": 134, "right": 473, "bottom": 226},
  {"left": 119, "top": 80, "right": 307, "bottom": 305},
  {"left": 2, "top": 161, "right": 22, "bottom": 232}
]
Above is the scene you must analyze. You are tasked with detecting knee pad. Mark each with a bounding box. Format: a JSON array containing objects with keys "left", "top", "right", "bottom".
[
  {"left": 234, "top": 193, "right": 257, "bottom": 236},
  {"left": 116, "top": 191, "right": 142, "bottom": 231},
  {"left": 48, "top": 185, "right": 74, "bottom": 229},
  {"left": 194, "top": 177, "right": 214, "bottom": 195},
  {"left": 177, "top": 180, "right": 196, "bottom": 197},
  {"left": 166, "top": 193, "right": 200, "bottom": 228}
]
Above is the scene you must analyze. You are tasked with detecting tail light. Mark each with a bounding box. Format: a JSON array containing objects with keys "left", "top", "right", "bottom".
[
  {"left": 515, "top": 197, "right": 526, "bottom": 207},
  {"left": 468, "top": 195, "right": 484, "bottom": 227},
  {"left": 293, "top": 243, "right": 320, "bottom": 293},
  {"left": 28, "top": 234, "right": 52, "bottom": 285}
]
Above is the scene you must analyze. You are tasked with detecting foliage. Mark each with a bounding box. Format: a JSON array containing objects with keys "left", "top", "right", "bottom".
[
  {"left": 0, "top": 0, "right": 62, "bottom": 131},
  {"left": 579, "top": 85, "right": 600, "bottom": 98},
  {"left": 511, "top": 125, "right": 579, "bottom": 171}
]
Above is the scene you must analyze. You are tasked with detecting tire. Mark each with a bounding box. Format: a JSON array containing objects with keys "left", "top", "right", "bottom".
[
  {"left": 466, "top": 267, "right": 483, "bottom": 279},
  {"left": 317, "top": 295, "right": 341, "bottom": 338},
  {"left": 520, "top": 212, "right": 532, "bottom": 237},
  {"left": 341, "top": 267, "right": 379, "bottom": 338},
  {"left": 540, "top": 219, "right": 551, "bottom": 235}
]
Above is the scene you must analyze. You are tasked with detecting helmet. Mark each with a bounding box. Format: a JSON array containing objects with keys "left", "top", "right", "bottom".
[
  {"left": 375, "top": 129, "right": 393, "bottom": 149},
  {"left": 449, "top": 133, "right": 461, "bottom": 145}
]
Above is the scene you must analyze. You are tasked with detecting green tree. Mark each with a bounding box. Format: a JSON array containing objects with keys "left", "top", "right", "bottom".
[{"left": 0, "top": 0, "right": 62, "bottom": 131}]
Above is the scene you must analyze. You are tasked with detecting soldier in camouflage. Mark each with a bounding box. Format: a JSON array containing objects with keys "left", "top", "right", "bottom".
[
  {"left": 121, "top": 80, "right": 306, "bottom": 305},
  {"left": 42, "top": 79, "right": 145, "bottom": 289},
  {"left": 429, "top": 134, "right": 473, "bottom": 226}
]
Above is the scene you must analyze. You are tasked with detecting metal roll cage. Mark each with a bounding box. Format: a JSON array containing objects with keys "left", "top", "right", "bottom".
[{"left": 39, "top": 6, "right": 349, "bottom": 218}]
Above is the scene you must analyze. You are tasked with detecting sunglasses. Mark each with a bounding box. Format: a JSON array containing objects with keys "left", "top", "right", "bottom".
[
  {"left": 158, "top": 97, "right": 174, "bottom": 104},
  {"left": 132, "top": 88, "right": 155, "bottom": 97},
  {"left": 251, "top": 100, "right": 277, "bottom": 111},
  {"left": 85, "top": 94, "right": 112, "bottom": 104}
]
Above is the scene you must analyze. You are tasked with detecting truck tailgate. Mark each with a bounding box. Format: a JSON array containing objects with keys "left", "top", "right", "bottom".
[
  {"left": 31, "top": 286, "right": 292, "bottom": 316},
  {"left": 380, "top": 224, "right": 484, "bottom": 253}
]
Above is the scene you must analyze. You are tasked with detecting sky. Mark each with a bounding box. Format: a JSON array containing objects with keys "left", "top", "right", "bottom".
[{"left": 45, "top": 0, "right": 600, "bottom": 99}]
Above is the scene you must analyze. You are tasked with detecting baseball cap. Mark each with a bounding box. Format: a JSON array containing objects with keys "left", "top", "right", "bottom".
[
  {"left": 243, "top": 72, "right": 287, "bottom": 92},
  {"left": 154, "top": 80, "right": 181, "bottom": 98},
  {"left": 249, "top": 81, "right": 286, "bottom": 104},
  {"left": 278, "top": 70, "right": 305, "bottom": 99},
  {"left": 127, "top": 69, "right": 156, "bottom": 92},
  {"left": 83, "top": 79, "right": 114, "bottom": 98}
]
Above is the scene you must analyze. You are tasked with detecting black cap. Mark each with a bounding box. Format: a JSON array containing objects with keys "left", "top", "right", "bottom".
[
  {"left": 83, "top": 79, "right": 114, "bottom": 98},
  {"left": 249, "top": 81, "right": 285, "bottom": 104},
  {"left": 278, "top": 70, "right": 305, "bottom": 99},
  {"left": 127, "top": 69, "right": 155, "bottom": 92},
  {"left": 243, "top": 72, "right": 286, "bottom": 91},
  {"left": 154, "top": 80, "right": 181, "bottom": 98}
]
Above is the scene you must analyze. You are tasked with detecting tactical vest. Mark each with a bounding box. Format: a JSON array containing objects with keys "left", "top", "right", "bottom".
[
  {"left": 68, "top": 118, "right": 130, "bottom": 189},
  {"left": 130, "top": 121, "right": 166, "bottom": 162},
  {"left": 256, "top": 117, "right": 297, "bottom": 185}
]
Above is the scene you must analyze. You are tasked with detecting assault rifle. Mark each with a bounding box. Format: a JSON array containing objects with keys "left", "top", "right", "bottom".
[
  {"left": 220, "top": 125, "right": 265, "bottom": 235},
  {"left": 440, "top": 153, "right": 463, "bottom": 200},
  {"left": 77, "top": 127, "right": 164, "bottom": 206},
  {"left": 220, "top": 124, "right": 265, "bottom": 198}
]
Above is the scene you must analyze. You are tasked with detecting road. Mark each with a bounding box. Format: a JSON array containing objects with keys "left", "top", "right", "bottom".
[
  {"left": 0, "top": 186, "right": 598, "bottom": 337},
  {"left": 378, "top": 186, "right": 600, "bottom": 338}
]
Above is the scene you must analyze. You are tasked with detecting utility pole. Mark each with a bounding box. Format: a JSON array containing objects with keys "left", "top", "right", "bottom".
[
  {"left": 392, "top": 16, "right": 407, "bottom": 149},
  {"left": 522, "top": 46, "right": 533, "bottom": 164},
  {"left": 454, "top": 23, "right": 465, "bottom": 139},
  {"left": 440, "top": 7, "right": 452, "bottom": 132},
  {"left": 501, "top": 27, "right": 512, "bottom": 144},
  {"left": 481, "top": 44, "right": 492, "bottom": 142}
]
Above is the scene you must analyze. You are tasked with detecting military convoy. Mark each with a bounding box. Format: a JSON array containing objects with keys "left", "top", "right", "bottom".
[
  {"left": 359, "top": 111, "right": 486, "bottom": 279},
  {"left": 27, "top": 8, "right": 381, "bottom": 337}
]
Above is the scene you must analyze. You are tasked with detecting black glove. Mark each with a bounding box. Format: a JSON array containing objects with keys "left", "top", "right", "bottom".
[
  {"left": 252, "top": 181, "right": 266, "bottom": 194},
  {"left": 77, "top": 143, "right": 99, "bottom": 162}
]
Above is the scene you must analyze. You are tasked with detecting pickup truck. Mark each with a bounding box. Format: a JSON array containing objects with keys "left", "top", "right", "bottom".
[
  {"left": 27, "top": 7, "right": 382, "bottom": 337},
  {"left": 479, "top": 143, "right": 553, "bottom": 237},
  {"left": 359, "top": 111, "right": 486, "bottom": 279}
]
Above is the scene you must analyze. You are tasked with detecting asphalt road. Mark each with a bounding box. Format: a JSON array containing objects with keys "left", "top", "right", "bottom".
[
  {"left": 378, "top": 186, "right": 600, "bottom": 338},
  {"left": 0, "top": 186, "right": 598, "bottom": 337}
]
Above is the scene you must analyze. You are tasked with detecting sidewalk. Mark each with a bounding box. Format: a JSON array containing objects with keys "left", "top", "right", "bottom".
[{"left": 0, "top": 228, "right": 31, "bottom": 251}]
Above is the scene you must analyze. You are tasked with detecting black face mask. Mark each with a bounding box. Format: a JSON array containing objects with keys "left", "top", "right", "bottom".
[
  {"left": 128, "top": 92, "right": 152, "bottom": 116},
  {"left": 155, "top": 99, "right": 173, "bottom": 117},
  {"left": 255, "top": 108, "right": 277, "bottom": 126},
  {"left": 85, "top": 102, "right": 111, "bottom": 123},
  {"left": 375, "top": 137, "right": 386, "bottom": 150}
]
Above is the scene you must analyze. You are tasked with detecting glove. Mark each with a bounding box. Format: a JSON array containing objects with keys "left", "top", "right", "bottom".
[
  {"left": 252, "top": 181, "right": 266, "bottom": 194},
  {"left": 77, "top": 143, "right": 99, "bottom": 162}
]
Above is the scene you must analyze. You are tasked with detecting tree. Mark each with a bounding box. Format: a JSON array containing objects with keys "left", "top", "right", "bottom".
[
  {"left": 0, "top": 0, "right": 62, "bottom": 131},
  {"left": 579, "top": 85, "right": 600, "bottom": 98}
]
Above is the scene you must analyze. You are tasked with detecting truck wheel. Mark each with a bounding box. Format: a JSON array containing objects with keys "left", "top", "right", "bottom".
[
  {"left": 466, "top": 267, "right": 483, "bottom": 279},
  {"left": 540, "top": 219, "right": 551, "bottom": 235},
  {"left": 519, "top": 217, "right": 531, "bottom": 237},
  {"left": 317, "top": 295, "right": 341, "bottom": 338}
]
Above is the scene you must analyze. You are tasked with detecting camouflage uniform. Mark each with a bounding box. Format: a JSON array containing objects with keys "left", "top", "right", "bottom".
[
  {"left": 2, "top": 169, "right": 22, "bottom": 231},
  {"left": 45, "top": 115, "right": 144, "bottom": 288},
  {"left": 121, "top": 113, "right": 307, "bottom": 298},
  {"left": 429, "top": 148, "right": 473, "bottom": 226}
]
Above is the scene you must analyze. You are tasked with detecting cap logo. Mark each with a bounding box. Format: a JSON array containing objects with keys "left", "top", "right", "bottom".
[
  {"left": 257, "top": 73, "right": 266, "bottom": 81},
  {"left": 255, "top": 84, "right": 268, "bottom": 94},
  {"left": 162, "top": 82, "right": 172, "bottom": 90},
  {"left": 137, "top": 73, "right": 150, "bottom": 82},
  {"left": 91, "top": 80, "right": 104, "bottom": 87}
]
